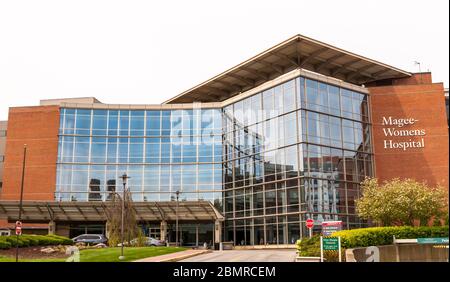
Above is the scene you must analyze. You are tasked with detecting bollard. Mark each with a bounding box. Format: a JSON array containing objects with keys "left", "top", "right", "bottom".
[{"left": 219, "top": 242, "right": 223, "bottom": 251}]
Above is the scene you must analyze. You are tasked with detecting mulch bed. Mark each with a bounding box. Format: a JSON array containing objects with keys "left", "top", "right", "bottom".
[{"left": 0, "top": 246, "right": 70, "bottom": 260}]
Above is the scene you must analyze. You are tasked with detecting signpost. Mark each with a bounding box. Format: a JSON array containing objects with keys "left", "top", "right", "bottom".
[
  {"left": 321, "top": 220, "right": 342, "bottom": 236},
  {"left": 15, "top": 221, "right": 22, "bottom": 236},
  {"left": 306, "top": 219, "right": 314, "bottom": 238},
  {"left": 320, "top": 236, "right": 342, "bottom": 262}
]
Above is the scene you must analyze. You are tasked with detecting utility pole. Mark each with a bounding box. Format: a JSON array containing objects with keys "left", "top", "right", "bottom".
[{"left": 15, "top": 144, "right": 27, "bottom": 262}]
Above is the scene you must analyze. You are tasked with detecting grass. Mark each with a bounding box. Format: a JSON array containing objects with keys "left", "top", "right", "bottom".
[{"left": 0, "top": 246, "right": 187, "bottom": 262}]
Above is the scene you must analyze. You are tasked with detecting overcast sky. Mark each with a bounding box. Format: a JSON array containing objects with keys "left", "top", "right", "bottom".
[{"left": 0, "top": 0, "right": 448, "bottom": 120}]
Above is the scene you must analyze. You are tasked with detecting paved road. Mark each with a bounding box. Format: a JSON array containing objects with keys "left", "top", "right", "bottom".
[{"left": 179, "top": 249, "right": 297, "bottom": 262}]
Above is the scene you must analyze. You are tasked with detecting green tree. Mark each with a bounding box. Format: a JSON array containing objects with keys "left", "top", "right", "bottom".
[{"left": 356, "top": 178, "right": 448, "bottom": 226}]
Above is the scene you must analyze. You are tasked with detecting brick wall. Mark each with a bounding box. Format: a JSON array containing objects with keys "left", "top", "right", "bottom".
[
  {"left": 368, "top": 76, "right": 449, "bottom": 189},
  {"left": 1, "top": 105, "right": 60, "bottom": 201}
]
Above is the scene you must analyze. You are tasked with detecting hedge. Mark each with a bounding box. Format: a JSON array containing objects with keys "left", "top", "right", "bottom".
[
  {"left": 296, "top": 226, "right": 449, "bottom": 261},
  {"left": 0, "top": 234, "right": 73, "bottom": 249},
  {"left": 333, "top": 226, "right": 448, "bottom": 249}
]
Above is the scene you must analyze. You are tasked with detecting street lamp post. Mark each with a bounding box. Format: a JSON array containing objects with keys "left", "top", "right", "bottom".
[
  {"left": 175, "top": 190, "right": 180, "bottom": 247},
  {"left": 119, "top": 173, "right": 130, "bottom": 261},
  {"left": 15, "top": 144, "right": 27, "bottom": 262}
]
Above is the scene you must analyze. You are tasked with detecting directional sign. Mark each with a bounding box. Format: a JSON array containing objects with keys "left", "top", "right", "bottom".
[
  {"left": 320, "top": 236, "right": 342, "bottom": 262},
  {"left": 322, "top": 221, "right": 342, "bottom": 236},
  {"left": 322, "top": 237, "right": 340, "bottom": 251},
  {"left": 417, "top": 237, "right": 449, "bottom": 244}
]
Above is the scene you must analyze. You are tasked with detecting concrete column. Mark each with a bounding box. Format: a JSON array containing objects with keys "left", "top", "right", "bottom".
[
  {"left": 160, "top": 221, "right": 167, "bottom": 242},
  {"left": 195, "top": 225, "right": 199, "bottom": 247},
  {"left": 214, "top": 220, "right": 222, "bottom": 243},
  {"left": 48, "top": 220, "right": 56, "bottom": 235}
]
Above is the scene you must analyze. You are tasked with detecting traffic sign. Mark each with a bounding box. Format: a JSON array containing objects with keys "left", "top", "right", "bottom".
[
  {"left": 15, "top": 221, "right": 22, "bottom": 227},
  {"left": 306, "top": 219, "right": 314, "bottom": 229},
  {"left": 15, "top": 226, "right": 22, "bottom": 235}
]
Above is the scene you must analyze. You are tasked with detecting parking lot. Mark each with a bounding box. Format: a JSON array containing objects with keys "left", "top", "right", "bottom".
[{"left": 179, "top": 249, "right": 297, "bottom": 262}]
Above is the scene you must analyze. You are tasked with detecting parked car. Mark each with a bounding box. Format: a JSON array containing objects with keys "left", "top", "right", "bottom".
[
  {"left": 72, "top": 234, "right": 108, "bottom": 245},
  {"left": 118, "top": 237, "right": 165, "bottom": 247}
]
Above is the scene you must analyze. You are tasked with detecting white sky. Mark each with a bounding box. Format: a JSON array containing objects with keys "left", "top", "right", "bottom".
[{"left": 0, "top": 0, "right": 448, "bottom": 120}]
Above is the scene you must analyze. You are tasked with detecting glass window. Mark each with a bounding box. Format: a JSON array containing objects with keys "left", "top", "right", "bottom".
[
  {"left": 263, "top": 89, "right": 274, "bottom": 119},
  {"left": 274, "top": 85, "right": 283, "bottom": 116},
  {"left": 118, "top": 137, "right": 129, "bottom": 163},
  {"left": 130, "top": 111, "right": 145, "bottom": 136},
  {"left": 129, "top": 138, "right": 144, "bottom": 163},
  {"left": 91, "top": 137, "right": 106, "bottom": 163},
  {"left": 145, "top": 138, "right": 160, "bottom": 163},
  {"left": 63, "top": 110, "right": 75, "bottom": 134},
  {"left": 182, "top": 143, "right": 197, "bottom": 163},
  {"left": 318, "top": 82, "right": 329, "bottom": 113},
  {"left": 62, "top": 136, "right": 74, "bottom": 162},
  {"left": 108, "top": 110, "right": 118, "bottom": 136},
  {"left": 106, "top": 138, "right": 117, "bottom": 163},
  {"left": 160, "top": 138, "right": 170, "bottom": 163},
  {"left": 171, "top": 142, "right": 182, "bottom": 163},
  {"left": 75, "top": 109, "right": 91, "bottom": 135},
  {"left": 284, "top": 112, "right": 297, "bottom": 145},
  {"left": 283, "top": 81, "right": 296, "bottom": 113},
  {"left": 146, "top": 111, "right": 161, "bottom": 136},
  {"left": 161, "top": 111, "right": 171, "bottom": 136},
  {"left": 341, "top": 90, "right": 353, "bottom": 119},
  {"left": 74, "top": 137, "right": 90, "bottom": 162},
  {"left": 119, "top": 111, "right": 130, "bottom": 136},
  {"left": 92, "top": 110, "right": 107, "bottom": 135},
  {"left": 328, "top": 85, "right": 340, "bottom": 116},
  {"left": 330, "top": 117, "right": 342, "bottom": 147},
  {"left": 285, "top": 145, "right": 298, "bottom": 178},
  {"left": 297, "top": 77, "right": 305, "bottom": 109},
  {"left": 306, "top": 79, "right": 319, "bottom": 111}
]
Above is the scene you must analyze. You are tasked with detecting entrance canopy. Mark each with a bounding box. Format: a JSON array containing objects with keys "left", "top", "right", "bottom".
[{"left": 0, "top": 200, "right": 224, "bottom": 223}]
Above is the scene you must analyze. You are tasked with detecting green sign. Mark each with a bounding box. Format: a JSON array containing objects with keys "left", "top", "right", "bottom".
[
  {"left": 417, "top": 237, "right": 449, "bottom": 244},
  {"left": 322, "top": 237, "right": 339, "bottom": 251}
]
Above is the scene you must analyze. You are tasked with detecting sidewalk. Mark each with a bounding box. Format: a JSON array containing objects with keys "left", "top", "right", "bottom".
[{"left": 134, "top": 249, "right": 211, "bottom": 262}]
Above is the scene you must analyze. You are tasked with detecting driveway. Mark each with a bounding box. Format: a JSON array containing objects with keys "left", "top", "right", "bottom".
[{"left": 179, "top": 249, "right": 297, "bottom": 262}]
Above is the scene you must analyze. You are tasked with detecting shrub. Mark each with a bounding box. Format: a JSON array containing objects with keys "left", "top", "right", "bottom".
[
  {"left": 0, "top": 234, "right": 73, "bottom": 249},
  {"left": 0, "top": 239, "right": 11, "bottom": 249},
  {"left": 333, "top": 226, "right": 448, "bottom": 249},
  {"left": 296, "top": 226, "right": 449, "bottom": 262},
  {"left": 296, "top": 235, "right": 343, "bottom": 262}
]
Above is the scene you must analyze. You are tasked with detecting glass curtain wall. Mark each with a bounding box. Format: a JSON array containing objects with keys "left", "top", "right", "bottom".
[
  {"left": 223, "top": 76, "right": 372, "bottom": 245},
  {"left": 56, "top": 108, "right": 223, "bottom": 209},
  {"left": 55, "top": 75, "right": 373, "bottom": 245}
]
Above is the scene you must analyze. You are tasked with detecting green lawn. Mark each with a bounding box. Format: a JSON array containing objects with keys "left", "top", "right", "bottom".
[{"left": 0, "top": 246, "right": 187, "bottom": 262}]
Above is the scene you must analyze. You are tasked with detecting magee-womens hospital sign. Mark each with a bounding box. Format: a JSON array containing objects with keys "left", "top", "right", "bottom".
[{"left": 381, "top": 116, "right": 426, "bottom": 150}]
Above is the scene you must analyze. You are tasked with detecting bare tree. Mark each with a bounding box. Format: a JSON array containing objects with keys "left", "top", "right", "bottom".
[{"left": 105, "top": 190, "right": 144, "bottom": 247}]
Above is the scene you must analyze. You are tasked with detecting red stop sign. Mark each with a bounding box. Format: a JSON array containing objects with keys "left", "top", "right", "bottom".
[{"left": 306, "top": 219, "right": 314, "bottom": 229}]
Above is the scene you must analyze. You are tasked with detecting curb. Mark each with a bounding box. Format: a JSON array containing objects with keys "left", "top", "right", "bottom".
[
  {"left": 160, "top": 250, "right": 212, "bottom": 262},
  {"left": 134, "top": 249, "right": 212, "bottom": 262}
]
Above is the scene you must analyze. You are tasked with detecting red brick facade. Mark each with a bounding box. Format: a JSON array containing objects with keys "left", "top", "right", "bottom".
[
  {"left": 1, "top": 106, "right": 60, "bottom": 201},
  {"left": 368, "top": 73, "right": 449, "bottom": 189}
]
